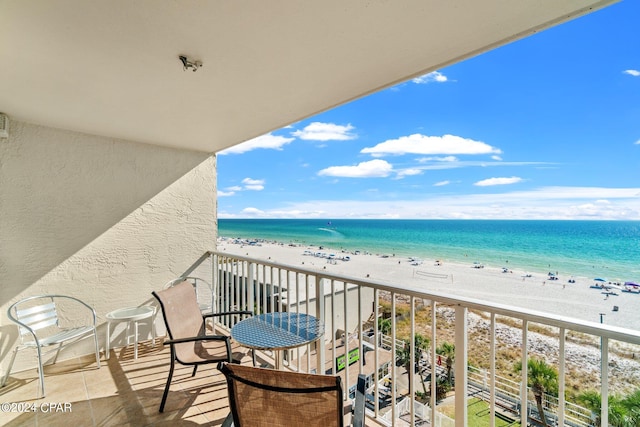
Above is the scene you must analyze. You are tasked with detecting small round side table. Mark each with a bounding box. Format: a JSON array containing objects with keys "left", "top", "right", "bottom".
[{"left": 105, "top": 306, "right": 156, "bottom": 360}]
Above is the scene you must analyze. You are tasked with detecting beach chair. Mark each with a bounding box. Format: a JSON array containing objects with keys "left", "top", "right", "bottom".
[
  {"left": 2, "top": 294, "right": 101, "bottom": 398},
  {"left": 218, "top": 362, "right": 366, "bottom": 427},
  {"left": 152, "top": 281, "right": 254, "bottom": 412}
]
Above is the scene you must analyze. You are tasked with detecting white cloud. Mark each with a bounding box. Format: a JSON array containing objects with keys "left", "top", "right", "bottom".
[
  {"left": 417, "top": 156, "right": 458, "bottom": 163},
  {"left": 223, "top": 187, "right": 640, "bottom": 220},
  {"left": 361, "top": 134, "right": 501, "bottom": 157},
  {"left": 242, "top": 178, "right": 264, "bottom": 185},
  {"left": 526, "top": 187, "right": 640, "bottom": 199},
  {"left": 434, "top": 180, "right": 450, "bottom": 187},
  {"left": 220, "top": 207, "right": 328, "bottom": 219},
  {"left": 634, "top": 140, "right": 640, "bottom": 145},
  {"left": 292, "top": 122, "right": 356, "bottom": 141},
  {"left": 242, "top": 178, "right": 265, "bottom": 191},
  {"left": 623, "top": 69, "right": 640, "bottom": 77},
  {"left": 318, "top": 159, "right": 393, "bottom": 178},
  {"left": 218, "top": 184, "right": 257, "bottom": 197},
  {"left": 474, "top": 176, "right": 523, "bottom": 187},
  {"left": 422, "top": 160, "right": 547, "bottom": 171},
  {"left": 219, "top": 133, "right": 294, "bottom": 155},
  {"left": 395, "top": 168, "right": 423, "bottom": 179},
  {"left": 240, "top": 207, "right": 267, "bottom": 217},
  {"left": 491, "top": 155, "right": 503, "bottom": 161},
  {"left": 412, "top": 71, "right": 448, "bottom": 84}
]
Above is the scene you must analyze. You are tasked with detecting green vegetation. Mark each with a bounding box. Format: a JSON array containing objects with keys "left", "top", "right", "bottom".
[
  {"left": 514, "top": 358, "right": 558, "bottom": 427},
  {"left": 377, "top": 317, "right": 391, "bottom": 335},
  {"left": 380, "top": 298, "right": 640, "bottom": 425},
  {"left": 441, "top": 397, "right": 521, "bottom": 427},
  {"left": 577, "top": 389, "right": 640, "bottom": 427},
  {"left": 396, "top": 332, "right": 430, "bottom": 395},
  {"left": 436, "top": 341, "right": 455, "bottom": 385}
]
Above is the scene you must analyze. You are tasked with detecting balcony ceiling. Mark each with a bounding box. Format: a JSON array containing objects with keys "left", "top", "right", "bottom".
[{"left": 0, "top": 0, "right": 615, "bottom": 153}]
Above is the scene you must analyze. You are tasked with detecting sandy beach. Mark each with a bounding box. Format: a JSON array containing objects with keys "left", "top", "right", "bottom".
[{"left": 217, "top": 237, "right": 640, "bottom": 331}]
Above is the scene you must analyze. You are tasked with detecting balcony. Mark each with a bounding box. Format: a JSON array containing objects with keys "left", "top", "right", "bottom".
[{"left": 2, "top": 251, "right": 639, "bottom": 426}]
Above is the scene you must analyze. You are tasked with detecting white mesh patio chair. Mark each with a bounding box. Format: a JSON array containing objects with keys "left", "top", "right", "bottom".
[{"left": 1, "top": 294, "right": 101, "bottom": 397}]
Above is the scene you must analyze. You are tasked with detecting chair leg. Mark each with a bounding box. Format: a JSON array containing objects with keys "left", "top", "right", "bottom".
[
  {"left": 1, "top": 347, "right": 19, "bottom": 387},
  {"left": 52, "top": 342, "right": 63, "bottom": 365},
  {"left": 221, "top": 412, "right": 234, "bottom": 427},
  {"left": 36, "top": 346, "right": 46, "bottom": 398},
  {"left": 159, "top": 349, "right": 176, "bottom": 413},
  {"left": 352, "top": 374, "right": 366, "bottom": 427},
  {"left": 192, "top": 366, "right": 198, "bottom": 377},
  {"left": 92, "top": 328, "right": 101, "bottom": 368}
]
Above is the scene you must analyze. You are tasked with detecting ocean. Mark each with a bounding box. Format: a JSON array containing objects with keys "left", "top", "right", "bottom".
[{"left": 218, "top": 219, "right": 640, "bottom": 282}]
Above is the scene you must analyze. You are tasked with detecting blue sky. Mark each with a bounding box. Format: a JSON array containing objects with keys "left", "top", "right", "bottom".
[{"left": 218, "top": 1, "right": 639, "bottom": 220}]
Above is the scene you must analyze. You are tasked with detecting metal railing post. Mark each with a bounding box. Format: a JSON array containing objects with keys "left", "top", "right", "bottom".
[
  {"left": 521, "top": 320, "right": 528, "bottom": 427},
  {"left": 454, "top": 305, "right": 468, "bottom": 427},
  {"left": 315, "top": 276, "right": 325, "bottom": 375}
]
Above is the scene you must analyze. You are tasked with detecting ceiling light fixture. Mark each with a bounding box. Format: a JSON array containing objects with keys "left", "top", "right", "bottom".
[{"left": 179, "top": 55, "right": 203, "bottom": 72}]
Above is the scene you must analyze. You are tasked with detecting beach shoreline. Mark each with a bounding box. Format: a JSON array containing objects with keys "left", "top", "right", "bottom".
[{"left": 217, "top": 237, "right": 640, "bottom": 331}]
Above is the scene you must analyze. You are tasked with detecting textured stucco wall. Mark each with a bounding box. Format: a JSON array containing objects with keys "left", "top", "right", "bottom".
[{"left": 0, "top": 120, "right": 217, "bottom": 374}]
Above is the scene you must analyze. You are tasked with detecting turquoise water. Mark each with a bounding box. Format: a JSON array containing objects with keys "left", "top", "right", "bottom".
[{"left": 218, "top": 219, "right": 640, "bottom": 281}]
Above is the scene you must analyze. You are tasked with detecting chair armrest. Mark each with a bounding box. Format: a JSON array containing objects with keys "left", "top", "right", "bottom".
[
  {"left": 7, "top": 295, "right": 98, "bottom": 346},
  {"left": 50, "top": 295, "right": 98, "bottom": 326},
  {"left": 166, "top": 335, "right": 234, "bottom": 362},
  {"left": 203, "top": 310, "right": 252, "bottom": 320},
  {"left": 164, "top": 335, "right": 230, "bottom": 345}
]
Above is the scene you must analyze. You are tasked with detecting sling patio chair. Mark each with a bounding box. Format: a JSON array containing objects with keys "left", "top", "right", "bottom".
[
  {"left": 1, "top": 294, "right": 101, "bottom": 398},
  {"left": 163, "top": 276, "right": 214, "bottom": 316},
  {"left": 218, "top": 361, "right": 366, "bottom": 427},
  {"left": 152, "top": 280, "right": 254, "bottom": 412}
]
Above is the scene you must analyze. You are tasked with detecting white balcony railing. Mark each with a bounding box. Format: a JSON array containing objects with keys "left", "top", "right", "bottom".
[{"left": 179, "top": 251, "right": 640, "bottom": 427}]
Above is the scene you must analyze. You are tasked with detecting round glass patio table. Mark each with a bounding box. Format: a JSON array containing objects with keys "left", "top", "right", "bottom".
[{"left": 231, "top": 312, "right": 324, "bottom": 368}]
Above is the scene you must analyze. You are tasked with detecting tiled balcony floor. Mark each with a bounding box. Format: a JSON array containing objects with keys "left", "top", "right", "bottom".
[
  {"left": 1, "top": 340, "right": 240, "bottom": 427},
  {"left": 1, "top": 340, "right": 384, "bottom": 427}
]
